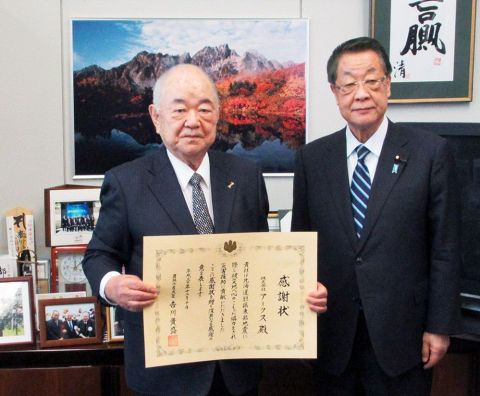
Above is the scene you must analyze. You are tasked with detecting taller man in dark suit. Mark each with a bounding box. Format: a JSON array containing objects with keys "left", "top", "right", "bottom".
[
  {"left": 83, "top": 64, "right": 327, "bottom": 396},
  {"left": 291, "top": 37, "right": 460, "bottom": 395}
]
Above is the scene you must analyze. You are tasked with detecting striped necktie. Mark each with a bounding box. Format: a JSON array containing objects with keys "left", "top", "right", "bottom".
[
  {"left": 189, "top": 173, "right": 214, "bottom": 234},
  {"left": 351, "top": 145, "right": 371, "bottom": 238}
]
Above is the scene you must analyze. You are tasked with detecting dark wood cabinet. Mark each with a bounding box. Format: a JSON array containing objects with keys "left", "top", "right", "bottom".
[
  {"left": 0, "top": 344, "right": 133, "bottom": 396},
  {"left": 0, "top": 339, "right": 478, "bottom": 395}
]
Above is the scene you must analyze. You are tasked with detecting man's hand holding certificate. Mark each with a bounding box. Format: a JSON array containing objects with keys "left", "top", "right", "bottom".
[{"left": 143, "top": 232, "right": 318, "bottom": 367}]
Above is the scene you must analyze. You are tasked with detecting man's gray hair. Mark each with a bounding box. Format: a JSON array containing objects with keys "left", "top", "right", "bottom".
[{"left": 152, "top": 64, "right": 220, "bottom": 111}]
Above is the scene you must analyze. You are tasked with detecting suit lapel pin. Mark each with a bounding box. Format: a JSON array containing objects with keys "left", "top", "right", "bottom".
[
  {"left": 392, "top": 154, "right": 406, "bottom": 174},
  {"left": 227, "top": 181, "right": 235, "bottom": 189}
]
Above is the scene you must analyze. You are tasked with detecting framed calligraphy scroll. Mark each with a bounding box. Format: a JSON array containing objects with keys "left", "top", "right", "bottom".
[
  {"left": 371, "top": 0, "right": 476, "bottom": 103},
  {"left": 143, "top": 232, "right": 317, "bottom": 367}
]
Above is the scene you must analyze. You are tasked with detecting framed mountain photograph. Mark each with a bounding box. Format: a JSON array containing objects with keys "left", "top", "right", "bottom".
[{"left": 65, "top": 18, "right": 308, "bottom": 178}]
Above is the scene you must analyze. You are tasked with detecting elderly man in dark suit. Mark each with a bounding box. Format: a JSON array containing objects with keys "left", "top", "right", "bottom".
[
  {"left": 291, "top": 37, "right": 460, "bottom": 395},
  {"left": 83, "top": 63, "right": 327, "bottom": 396},
  {"left": 77, "top": 311, "right": 95, "bottom": 338}
]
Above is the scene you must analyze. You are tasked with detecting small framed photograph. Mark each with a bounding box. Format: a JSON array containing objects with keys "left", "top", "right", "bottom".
[
  {"left": 106, "top": 306, "right": 125, "bottom": 342},
  {"left": 44, "top": 185, "right": 101, "bottom": 247},
  {"left": 38, "top": 296, "right": 102, "bottom": 348},
  {"left": 35, "top": 291, "right": 87, "bottom": 331},
  {"left": 0, "top": 277, "right": 35, "bottom": 349}
]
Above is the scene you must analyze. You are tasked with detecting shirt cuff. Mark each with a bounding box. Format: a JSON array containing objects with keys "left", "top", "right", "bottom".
[{"left": 100, "top": 271, "right": 122, "bottom": 305}]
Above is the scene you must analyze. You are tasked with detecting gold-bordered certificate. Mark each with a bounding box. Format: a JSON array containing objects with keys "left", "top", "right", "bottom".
[{"left": 143, "top": 232, "right": 317, "bottom": 367}]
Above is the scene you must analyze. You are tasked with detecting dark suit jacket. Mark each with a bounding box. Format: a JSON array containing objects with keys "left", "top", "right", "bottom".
[
  {"left": 291, "top": 121, "right": 460, "bottom": 377},
  {"left": 83, "top": 146, "right": 269, "bottom": 395},
  {"left": 63, "top": 319, "right": 78, "bottom": 339},
  {"left": 46, "top": 319, "right": 63, "bottom": 340},
  {"left": 77, "top": 319, "right": 95, "bottom": 338}
]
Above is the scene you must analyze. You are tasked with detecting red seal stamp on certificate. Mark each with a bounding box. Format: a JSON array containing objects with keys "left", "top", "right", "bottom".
[{"left": 168, "top": 335, "right": 179, "bottom": 347}]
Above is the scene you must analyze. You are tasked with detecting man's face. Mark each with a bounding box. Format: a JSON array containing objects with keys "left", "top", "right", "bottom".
[
  {"left": 331, "top": 50, "right": 391, "bottom": 141},
  {"left": 149, "top": 67, "right": 219, "bottom": 169},
  {"left": 52, "top": 311, "right": 59, "bottom": 320}
]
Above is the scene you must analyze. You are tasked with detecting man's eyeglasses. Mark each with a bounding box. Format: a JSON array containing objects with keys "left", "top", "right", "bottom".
[{"left": 334, "top": 76, "right": 387, "bottom": 95}]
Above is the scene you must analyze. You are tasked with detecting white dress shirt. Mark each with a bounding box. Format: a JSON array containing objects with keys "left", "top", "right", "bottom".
[
  {"left": 99, "top": 149, "right": 214, "bottom": 302},
  {"left": 346, "top": 116, "right": 389, "bottom": 185},
  {"left": 166, "top": 149, "right": 214, "bottom": 223}
]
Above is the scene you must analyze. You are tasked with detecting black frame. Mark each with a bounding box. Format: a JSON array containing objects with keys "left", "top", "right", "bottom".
[{"left": 371, "top": 0, "right": 476, "bottom": 102}]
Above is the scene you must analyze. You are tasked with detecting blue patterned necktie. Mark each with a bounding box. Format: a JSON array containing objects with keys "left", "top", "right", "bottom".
[
  {"left": 189, "top": 173, "right": 214, "bottom": 234},
  {"left": 351, "top": 145, "right": 371, "bottom": 238}
]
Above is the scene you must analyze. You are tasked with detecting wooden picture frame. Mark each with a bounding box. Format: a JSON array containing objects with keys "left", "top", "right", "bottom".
[
  {"left": 38, "top": 296, "right": 102, "bottom": 348},
  {"left": 371, "top": 0, "right": 476, "bottom": 102},
  {"left": 35, "top": 291, "right": 87, "bottom": 331},
  {"left": 105, "top": 306, "right": 124, "bottom": 343},
  {"left": 0, "top": 276, "right": 35, "bottom": 349},
  {"left": 44, "top": 184, "right": 100, "bottom": 246}
]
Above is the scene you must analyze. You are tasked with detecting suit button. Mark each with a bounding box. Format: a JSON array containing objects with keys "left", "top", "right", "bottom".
[{"left": 356, "top": 257, "right": 363, "bottom": 265}]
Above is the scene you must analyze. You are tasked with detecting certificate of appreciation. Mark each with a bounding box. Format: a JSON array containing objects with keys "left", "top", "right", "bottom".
[{"left": 143, "top": 231, "right": 317, "bottom": 367}]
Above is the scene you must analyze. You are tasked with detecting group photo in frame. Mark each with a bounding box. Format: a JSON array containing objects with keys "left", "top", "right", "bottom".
[
  {"left": 35, "top": 291, "right": 87, "bottom": 330},
  {"left": 105, "top": 306, "right": 125, "bottom": 342},
  {"left": 0, "top": 277, "right": 35, "bottom": 349},
  {"left": 371, "top": 0, "right": 476, "bottom": 103},
  {"left": 44, "top": 184, "right": 101, "bottom": 247},
  {"left": 38, "top": 296, "right": 102, "bottom": 348},
  {"left": 66, "top": 18, "right": 308, "bottom": 177}
]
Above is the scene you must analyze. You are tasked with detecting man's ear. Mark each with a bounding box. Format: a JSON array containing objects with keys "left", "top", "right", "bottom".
[
  {"left": 148, "top": 104, "right": 160, "bottom": 129},
  {"left": 385, "top": 75, "right": 392, "bottom": 99},
  {"left": 330, "top": 84, "right": 340, "bottom": 105}
]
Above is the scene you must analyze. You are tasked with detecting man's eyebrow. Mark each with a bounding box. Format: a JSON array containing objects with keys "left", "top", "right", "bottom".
[
  {"left": 199, "top": 98, "right": 215, "bottom": 105},
  {"left": 172, "top": 99, "right": 186, "bottom": 104},
  {"left": 171, "top": 98, "right": 215, "bottom": 105},
  {"left": 341, "top": 67, "right": 379, "bottom": 78}
]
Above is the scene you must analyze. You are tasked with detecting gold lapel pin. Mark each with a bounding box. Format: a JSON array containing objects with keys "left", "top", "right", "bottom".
[{"left": 227, "top": 181, "right": 235, "bottom": 189}]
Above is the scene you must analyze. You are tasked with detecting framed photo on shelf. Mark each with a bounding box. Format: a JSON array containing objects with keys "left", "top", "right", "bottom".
[
  {"left": 35, "top": 291, "right": 87, "bottom": 330},
  {"left": 371, "top": 0, "right": 476, "bottom": 103},
  {"left": 0, "top": 276, "right": 35, "bottom": 349},
  {"left": 38, "top": 296, "right": 102, "bottom": 348},
  {"left": 106, "top": 306, "right": 125, "bottom": 342},
  {"left": 44, "top": 184, "right": 101, "bottom": 247},
  {"left": 51, "top": 245, "right": 91, "bottom": 295}
]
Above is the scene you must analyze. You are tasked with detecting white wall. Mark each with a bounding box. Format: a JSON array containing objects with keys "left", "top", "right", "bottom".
[{"left": 1, "top": 0, "right": 479, "bottom": 258}]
